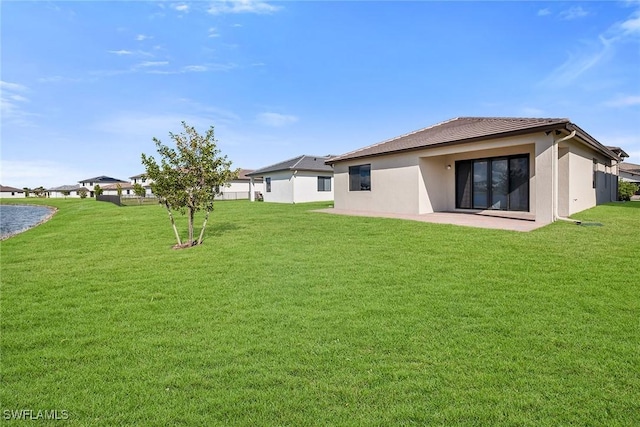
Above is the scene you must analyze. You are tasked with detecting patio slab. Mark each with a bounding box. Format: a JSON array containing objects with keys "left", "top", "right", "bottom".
[{"left": 314, "top": 208, "right": 547, "bottom": 232}]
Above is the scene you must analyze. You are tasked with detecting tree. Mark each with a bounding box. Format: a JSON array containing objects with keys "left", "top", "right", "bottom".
[
  {"left": 61, "top": 190, "right": 70, "bottom": 199},
  {"left": 133, "top": 183, "right": 146, "bottom": 204},
  {"left": 116, "top": 183, "right": 123, "bottom": 197},
  {"left": 79, "top": 189, "right": 88, "bottom": 199},
  {"left": 33, "top": 186, "right": 46, "bottom": 198},
  {"left": 94, "top": 185, "right": 103, "bottom": 196},
  {"left": 618, "top": 180, "right": 639, "bottom": 201},
  {"left": 23, "top": 187, "right": 31, "bottom": 197},
  {"left": 141, "top": 121, "right": 239, "bottom": 248}
]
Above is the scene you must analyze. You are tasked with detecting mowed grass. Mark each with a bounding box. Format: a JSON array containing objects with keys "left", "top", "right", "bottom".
[{"left": 1, "top": 198, "right": 638, "bottom": 426}]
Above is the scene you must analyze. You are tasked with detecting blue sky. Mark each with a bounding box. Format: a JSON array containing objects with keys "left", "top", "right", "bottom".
[{"left": 2, "top": 0, "right": 639, "bottom": 188}]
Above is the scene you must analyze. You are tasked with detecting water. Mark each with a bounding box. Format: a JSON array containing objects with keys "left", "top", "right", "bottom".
[{"left": 0, "top": 205, "right": 55, "bottom": 239}]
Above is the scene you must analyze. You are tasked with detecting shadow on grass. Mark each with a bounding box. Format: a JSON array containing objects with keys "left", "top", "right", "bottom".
[
  {"left": 207, "top": 221, "right": 242, "bottom": 237},
  {"left": 605, "top": 201, "right": 640, "bottom": 209}
]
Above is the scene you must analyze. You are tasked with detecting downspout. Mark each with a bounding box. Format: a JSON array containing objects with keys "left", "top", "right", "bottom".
[{"left": 553, "top": 130, "right": 580, "bottom": 223}]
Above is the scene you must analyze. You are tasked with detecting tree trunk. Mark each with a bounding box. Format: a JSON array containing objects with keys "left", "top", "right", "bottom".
[
  {"left": 188, "top": 207, "right": 195, "bottom": 245},
  {"left": 197, "top": 209, "right": 210, "bottom": 245},
  {"left": 164, "top": 201, "right": 182, "bottom": 246}
]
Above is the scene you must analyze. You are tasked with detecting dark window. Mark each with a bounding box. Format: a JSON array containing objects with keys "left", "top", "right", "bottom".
[
  {"left": 317, "top": 176, "right": 331, "bottom": 192},
  {"left": 593, "top": 159, "right": 597, "bottom": 188},
  {"left": 349, "top": 164, "right": 371, "bottom": 191},
  {"left": 456, "top": 154, "right": 529, "bottom": 212},
  {"left": 265, "top": 177, "right": 271, "bottom": 192}
]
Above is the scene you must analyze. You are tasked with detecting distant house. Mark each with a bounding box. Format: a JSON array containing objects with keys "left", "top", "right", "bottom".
[
  {"left": 619, "top": 162, "right": 640, "bottom": 196},
  {"left": 246, "top": 155, "right": 334, "bottom": 203},
  {"left": 217, "top": 169, "right": 263, "bottom": 200},
  {"left": 0, "top": 185, "right": 26, "bottom": 198},
  {"left": 327, "top": 117, "right": 621, "bottom": 225},
  {"left": 101, "top": 182, "right": 135, "bottom": 196},
  {"left": 78, "top": 176, "right": 128, "bottom": 197},
  {"left": 47, "top": 185, "right": 90, "bottom": 198}
]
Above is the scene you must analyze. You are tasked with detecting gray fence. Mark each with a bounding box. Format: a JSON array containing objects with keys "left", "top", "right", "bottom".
[{"left": 96, "top": 194, "right": 122, "bottom": 206}]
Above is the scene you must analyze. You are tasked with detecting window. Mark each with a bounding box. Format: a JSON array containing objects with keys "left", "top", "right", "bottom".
[
  {"left": 317, "top": 176, "right": 331, "bottom": 192},
  {"left": 265, "top": 177, "right": 271, "bottom": 192},
  {"left": 456, "top": 154, "right": 529, "bottom": 212},
  {"left": 349, "top": 164, "right": 371, "bottom": 191}
]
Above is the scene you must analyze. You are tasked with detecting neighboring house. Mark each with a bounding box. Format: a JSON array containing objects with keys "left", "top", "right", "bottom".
[
  {"left": 47, "top": 185, "right": 90, "bottom": 198},
  {"left": 0, "top": 185, "right": 26, "bottom": 198},
  {"left": 618, "top": 162, "right": 640, "bottom": 184},
  {"left": 327, "top": 117, "right": 621, "bottom": 225},
  {"left": 78, "top": 176, "right": 128, "bottom": 197},
  {"left": 101, "top": 182, "right": 136, "bottom": 196},
  {"left": 217, "top": 169, "right": 264, "bottom": 200},
  {"left": 129, "top": 173, "right": 154, "bottom": 196},
  {"left": 246, "top": 155, "right": 334, "bottom": 203}
]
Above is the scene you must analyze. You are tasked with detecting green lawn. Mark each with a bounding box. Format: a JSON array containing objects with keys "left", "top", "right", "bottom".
[{"left": 1, "top": 199, "right": 638, "bottom": 426}]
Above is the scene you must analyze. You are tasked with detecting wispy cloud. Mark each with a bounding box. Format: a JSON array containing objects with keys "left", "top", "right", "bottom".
[
  {"left": 182, "top": 65, "right": 208, "bottom": 72},
  {"left": 208, "top": 27, "right": 220, "bottom": 38},
  {"left": 604, "top": 94, "right": 640, "bottom": 107},
  {"left": 172, "top": 3, "right": 189, "bottom": 12},
  {"left": 560, "top": 6, "right": 589, "bottom": 20},
  {"left": 134, "top": 61, "right": 169, "bottom": 68},
  {"left": 136, "top": 34, "right": 152, "bottom": 41},
  {"left": 208, "top": 0, "right": 280, "bottom": 15},
  {"left": 108, "top": 49, "right": 133, "bottom": 55},
  {"left": 0, "top": 81, "right": 36, "bottom": 127},
  {"left": 256, "top": 112, "right": 298, "bottom": 127},
  {"left": 541, "top": 5, "right": 639, "bottom": 86},
  {"left": 537, "top": 8, "right": 551, "bottom": 17}
]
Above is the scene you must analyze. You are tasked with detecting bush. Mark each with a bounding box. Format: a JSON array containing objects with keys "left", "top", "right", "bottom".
[{"left": 618, "top": 180, "right": 638, "bottom": 201}]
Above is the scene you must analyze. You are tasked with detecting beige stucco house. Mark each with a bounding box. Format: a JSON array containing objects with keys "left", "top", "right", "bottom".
[
  {"left": 0, "top": 185, "right": 26, "bottom": 198},
  {"left": 246, "top": 155, "right": 334, "bottom": 203},
  {"left": 217, "top": 169, "right": 264, "bottom": 200},
  {"left": 47, "top": 185, "right": 90, "bottom": 198},
  {"left": 327, "top": 117, "right": 621, "bottom": 225}
]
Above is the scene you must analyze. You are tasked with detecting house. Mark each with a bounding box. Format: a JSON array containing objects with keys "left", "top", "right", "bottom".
[
  {"left": 246, "top": 155, "right": 334, "bottom": 203},
  {"left": 327, "top": 117, "right": 621, "bottom": 225},
  {"left": 618, "top": 162, "right": 640, "bottom": 184},
  {"left": 216, "top": 169, "right": 264, "bottom": 200},
  {"left": 47, "top": 185, "right": 90, "bottom": 198},
  {"left": 78, "top": 176, "right": 128, "bottom": 197},
  {"left": 101, "top": 182, "right": 136, "bottom": 196},
  {"left": 0, "top": 185, "right": 26, "bottom": 198}
]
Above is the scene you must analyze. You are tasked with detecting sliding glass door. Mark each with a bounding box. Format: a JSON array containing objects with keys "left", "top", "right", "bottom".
[{"left": 456, "top": 155, "right": 529, "bottom": 211}]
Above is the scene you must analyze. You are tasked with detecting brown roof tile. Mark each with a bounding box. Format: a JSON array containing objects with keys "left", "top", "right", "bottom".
[{"left": 327, "top": 117, "right": 617, "bottom": 163}]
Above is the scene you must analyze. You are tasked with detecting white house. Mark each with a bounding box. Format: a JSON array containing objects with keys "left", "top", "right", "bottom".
[
  {"left": 0, "top": 185, "right": 26, "bottom": 198},
  {"left": 327, "top": 117, "right": 621, "bottom": 225},
  {"left": 246, "top": 155, "right": 334, "bottom": 204},
  {"left": 217, "top": 169, "right": 263, "bottom": 200},
  {"left": 619, "top": 162, "right": 640, "bottom": 185},
  {"left": 78, "top": 176, "right": 128, "bottom": 197},
  {"left": 47, "top": 185, "right": 90, "bottom": 198}
]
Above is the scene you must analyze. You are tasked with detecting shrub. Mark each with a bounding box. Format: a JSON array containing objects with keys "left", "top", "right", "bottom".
[{"left": 618, "top": 180, "right": 638, "bottom": 201}]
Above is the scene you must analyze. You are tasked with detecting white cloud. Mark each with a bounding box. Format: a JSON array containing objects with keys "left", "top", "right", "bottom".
[
  {"left": 135, "top": 61, "right": 169, "bottom": 68},
  {"left": 173, "top": 3, "right": 189, "bottom": 12},
  {"left": 604, "top": 95, "right": 640, "bottom": 107},
  {"left": 108, "top": 49, "right": 133, "bottom": 55},
  {"left": 0, "top": 160, "right": 92, "bottom": 189},
  {"left": 560, "top": 6, "right": 589, "bottom": 20},
  {"left": 256, "top": 112, "right": 298, "bottom": 127},
  {"left": 10, "top": 94, "right": 29, "bottom": 103},
  {"left": 208, "top": 0, "right": 280, "bottom": 15},
  {"left": 182, "top": 65, "right": 208, "bottom": 72},
  {"left": 208, "top": 27, "right": 220, "bottom": 38},
  {"left": 0, "top": 81, "right": 28, "bottom": 92},
  {"left": 136, "top": 34, "right": 152, "bottom": 41},
  {"left": 0, "top": 81, "right": 36, "bottom": 127},
  {"left": 537, "top": 8, "right": 551, "bottom": 17}
]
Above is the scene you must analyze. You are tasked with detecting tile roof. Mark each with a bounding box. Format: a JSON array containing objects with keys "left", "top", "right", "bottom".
[
  {"left": 327, "top": 117, "right": 618, "bottom": 163},
  {"left": 246, "top": 155, "right": 333, "bottom": 176},
  {"left": 620, "top": 162, "right": 640, "bottom": 176},
  {"left": 47, "top": 184, "right": 89, "bottom": 192},
  {"left": 0, "top": 185, "right": 24, "bottom": 192},
  {"left": 78, "top": 175, "right": 128, "bottom": 184}
]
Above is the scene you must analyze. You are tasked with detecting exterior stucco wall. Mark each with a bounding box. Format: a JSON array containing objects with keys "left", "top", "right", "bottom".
[
  {"left": 292, "top": 171, "right": 334, "bottom": 203},
  {"left": 333, "top": 153, "right": 419, "bottom": 214},
  {"left": 0, "top": 191, "right": 26, "bottom": 198},
  {"left": 263, "top": 171, "right": 294, "bottom": 203}
]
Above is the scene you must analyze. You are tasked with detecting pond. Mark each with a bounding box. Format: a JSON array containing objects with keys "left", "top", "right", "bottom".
[{"left": 0, "top": 205, "right": 56, "bottom": 240}]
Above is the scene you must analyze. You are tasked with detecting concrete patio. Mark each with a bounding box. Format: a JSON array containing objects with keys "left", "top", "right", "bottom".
[{"left": 314, "top": 208, "right": 547, "bottom": 232}]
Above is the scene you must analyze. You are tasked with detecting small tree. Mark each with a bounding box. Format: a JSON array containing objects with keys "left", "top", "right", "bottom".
[
  {"left": 79, "top": 189, "right": 88, "bottom": 199},
  {"left": 133, "top": 183, "right": 146, "bottom": 204},
  {"left": 33, "top": 186, "right": 46, "bottom": 198},
  {"left": 141, "top": 121, "right": 238, "bottom": 248},
  {"left": 23, "top": 187, "right": 31, "bottom": 197},
  {"left": 94, "top": 185, "right": 103, "bottom": 196},
  {"left": 618, "top": 180, "right": 638, "bottom": 201},
  {"left": 116, "top": 183, "right": 123, "bottom": 197},
  {"left": 61, "top": 190, "right": 70, "bottom": 199}
]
